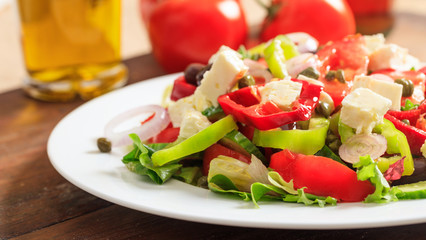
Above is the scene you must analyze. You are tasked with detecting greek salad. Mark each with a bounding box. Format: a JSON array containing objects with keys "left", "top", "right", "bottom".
[{"left": 100, "top": 33, "right": 426, "bottom": 207}]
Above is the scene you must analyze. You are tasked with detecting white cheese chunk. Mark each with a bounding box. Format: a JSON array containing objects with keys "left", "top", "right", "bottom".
[
  {"left": 179, "top": 110, "right": 211, "bottom": 139},
  {"left": 369, "top": 43, "right": 420, "bottom": 71},
  {"left": 197, "top": 46, "right": 248, "bottom": 107},
  {"left": 340, "top": 88, "right": 392, "bottom": 134},
  {"left": 167, "top": 96, "right": 195, "bottom": 127},
  {"left": 352, "top": 75, "right": 402, "bottom": 111},
  {"left": 259, "top": 78, "right": 303, "bottom": 110},
  {"left": 364, "top": 34, "right": 385, "bottom": 54}
]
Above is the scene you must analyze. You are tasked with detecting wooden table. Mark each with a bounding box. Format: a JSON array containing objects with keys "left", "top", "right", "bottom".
[{"left": 1, "top": 53, "right": 426, "bottom": 240}]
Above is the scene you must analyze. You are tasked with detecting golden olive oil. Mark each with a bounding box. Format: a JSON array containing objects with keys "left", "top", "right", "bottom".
[{"left": 18, "top": 0, "right": 127, "bottom": 101}]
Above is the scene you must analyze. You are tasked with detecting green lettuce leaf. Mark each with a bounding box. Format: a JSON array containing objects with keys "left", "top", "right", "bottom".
[
  {"left": 353, "top": 155, "right": 399, "bottom": 203},
  {"left": 123, "top": 134, "right": 181, "bottom": 184}
]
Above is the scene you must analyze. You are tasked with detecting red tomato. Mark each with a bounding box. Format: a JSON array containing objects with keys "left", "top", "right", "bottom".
[
  {"left": 316, "top": 35, "right": 369, "bottom": 107},
  {"left": 260, "top": 0, "right": 356, "bottom": 45},
  {"left": 416, "top": 113, "right": 426, "bottom": 132},
  {"left": 203, "top": 143, "right": 251, "bottom": 176},
  {"left": 346, "top": 0, "right": 391, "bottom": 15},
  {"left": 170, "top": 76, "right": 196, "bottom": 101},
  {"left": 372, "top": 69, "right": 426, "bottom": 105},
  {"left": 146, "top": 0, "right": 247, "bottom": 73},
  {"left": 269, "top": 149, "right": 375, "bottom": 202},
  {"left": 149, "top": 126, "right": 180, "bottom": 143}
]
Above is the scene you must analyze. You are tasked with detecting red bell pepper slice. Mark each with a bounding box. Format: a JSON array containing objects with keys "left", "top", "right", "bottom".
[
  {"left": 387, "top": 109, "right": 421, "bottom": 126},
  {"left": 218, "top": 79, "right": 322, "bottom": 130},
  {"left": 384, "top": 113, "right": 426, "bottom": 156},
  {"left": 170, "top": 76, "right": 196, "bottom": 101},
  {"left": 269, "top": 149, "right": 375, "bottom": 202}
]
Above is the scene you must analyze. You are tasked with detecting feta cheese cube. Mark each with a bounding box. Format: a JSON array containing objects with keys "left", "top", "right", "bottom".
[
  {"left": 352, "top": 75, "right": 402, "bottom": 111},
  {"left": 179, "top": 110, "right": 211, "bottom": 139},
  {"left": 340, "top": 88, "right": 392, "bottom": 134},
  {"left": 369, "top": 43, "right": 420, "bottom": 71},
  {"left": 259, "top": 78, "right": 303, "bottom": 110},
  {"left": 364, "top": 34, "right": 385, "bottom": 54},
  {"left": 167, "top": 96, "right": 195, "bottom": 127},
  {"left": 197, "top": 46, "right": 248, "bottom": 107}
]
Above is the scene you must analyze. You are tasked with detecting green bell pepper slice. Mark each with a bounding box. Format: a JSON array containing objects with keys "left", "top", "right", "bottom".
[
  {"left": 152, "top": 115, "right": 237, "bottom": 166},
  {"left": 252, "top": 118, "right": 329, "bottom": 155},
  {"left": 263, "top": 35, "right": 299, "bottom": 79},
  {"left": 373, "top": 119, "right": 414, "bottom": 176}
]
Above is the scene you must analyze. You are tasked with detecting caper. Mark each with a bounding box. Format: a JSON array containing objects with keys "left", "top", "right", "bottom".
[
  {"left": 97, "top": 137, "right": 112, "bottom": 153},
  {"left": 325, "top": 70, "right": 336, "bottom": 81},
  {"left": 335, "top": 69, "right": 346, "bottom": 83},
  {"left": 238, "top": 75, "right": 255, "bottom": 89},
  {"left": 395, "top": 78, "right": 414, "bottom": 97},
  {"left": 184, "top": 63, "right": 205, "bottom": 86},
  {"left": 326, "top": 133, "right": 339, "bottom": 143},
  {"left": 402, "top": 119, "right": 410, "bottom": 125},
  {"left": 316, "top": 100, "right": 333, "bottom": 118},
  {"left": 298, "top": 67, "right": 320, "bottom": 80},
  {"left": 195, "top": 63, "right": 212, "bottom": 86},
  {"left": 328, "top": 139, "right": 341, "bottom": 152}
]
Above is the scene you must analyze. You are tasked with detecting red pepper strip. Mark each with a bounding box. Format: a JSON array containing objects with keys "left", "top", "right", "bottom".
[
  {"left": 387, "top": 109, "right": 421, "bottom": 126},
  {"left": 218, "top": 79, "right": 322, "bottom": 130},
  {"left": 387, "top": 100, "right": 426, "bottom": 126},
  {"left": 384, "top": 113, "right": 426, "bottom": 156},
  {"left": 170, "top": 76, "right": 196, "bottom": 101}
]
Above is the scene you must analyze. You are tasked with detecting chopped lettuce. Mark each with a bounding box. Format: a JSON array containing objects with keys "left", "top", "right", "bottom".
[
  {"left": 353, "top": 155, "right": 398, "bottom": 203},
  {"left": 123, "top": 134, "right": 181, "bottom": 184}
]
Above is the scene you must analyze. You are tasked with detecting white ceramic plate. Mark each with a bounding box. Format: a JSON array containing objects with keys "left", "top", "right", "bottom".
[{"left": 48, "top": 73, "right": 426, "bottom": 230}]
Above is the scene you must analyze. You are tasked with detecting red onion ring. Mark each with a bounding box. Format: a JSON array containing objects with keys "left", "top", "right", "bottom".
[
  {"left": 286, "top": 32, "right": 319, "bottom": 53},
  {"left": 339, "top": 133, "right": 387, "bottom": 164},
  {"left": 286, "top": 53, "right": 320, "bottom": 78},
  {"left": 104, "top": 105, "right": 170, "bottom": 147},
  {"left": 244, "top": 59, "right": 273, "bottom": 83}
]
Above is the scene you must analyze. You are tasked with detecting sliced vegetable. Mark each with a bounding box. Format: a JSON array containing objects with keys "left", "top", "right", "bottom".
[
  {"left": 170, "top": 76, "right": 196, "bottom": 101},
  {"left": 253, "top": 117, "right": 329, "bottom": 155},
  {"left": 338, "top": 133, "right": 387, "bottom": 164},
  {"left": 220, "top": 130, "right": 266, "bottom": 163},
  {"left": 270, "top": 149, "right": 374, "bottom": 202},
  {"left": 123, "top": 134, "right": 181, "bottom": 184},
  {"left": 395, "top": 181, "right": 426, "bottom": 200},
  {"left": 105, "top": 105, "right": 170, "bottom": 147},
  {"left": 151, "top": 115, "right": 237, "bottom": 166},
  {"left": 207, "top": 155, "right": 269, "bottom": 192},
  {"left": 202, "top": 143, "right": 251, "bottom": 176},
  {"left": 218, "top": 79, "right": 322, "bottom": 130},
  {"left": 375, "top": 115, "right": 415, "bottom": 176},
  {"left": 354, "top": 155, "right": 399, "bottom": 203}
]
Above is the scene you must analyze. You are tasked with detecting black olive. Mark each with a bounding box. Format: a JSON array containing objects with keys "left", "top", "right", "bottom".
[
  {"left": 184, "top": 63, "right": 205, "bottom": 86},
  {"left": 195, "top": 64, "right": 212, "bottom": 86}
]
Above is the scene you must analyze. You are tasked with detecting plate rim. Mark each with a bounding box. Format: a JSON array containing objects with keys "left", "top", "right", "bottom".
[{"left": 47, "top": 73, "right": 426, "bottom": 230}]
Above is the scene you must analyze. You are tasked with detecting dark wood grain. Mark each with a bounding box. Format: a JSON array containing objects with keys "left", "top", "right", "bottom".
[
  {"left": 1, "top": 54, "right": 426, "bottom": 240},
  {"left": 0, "top": 54, "right": 165, "bottom": 239}
]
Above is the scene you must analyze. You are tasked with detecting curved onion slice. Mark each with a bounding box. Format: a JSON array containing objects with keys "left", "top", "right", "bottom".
[
  {"left": 339, "top": 133, "right": 387, "bottom": 164},
  {"left": 243, "top": 59, "right": 273, "bottom": 83},
  {"left": 104, "top": 105, "right": 170, "bottom": 147},
  {"left": 286, "top": 32, "right": 319, "bottom": 53},
  {"left": 285, "top": 53, "right": 320, "bottom": 78}
]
